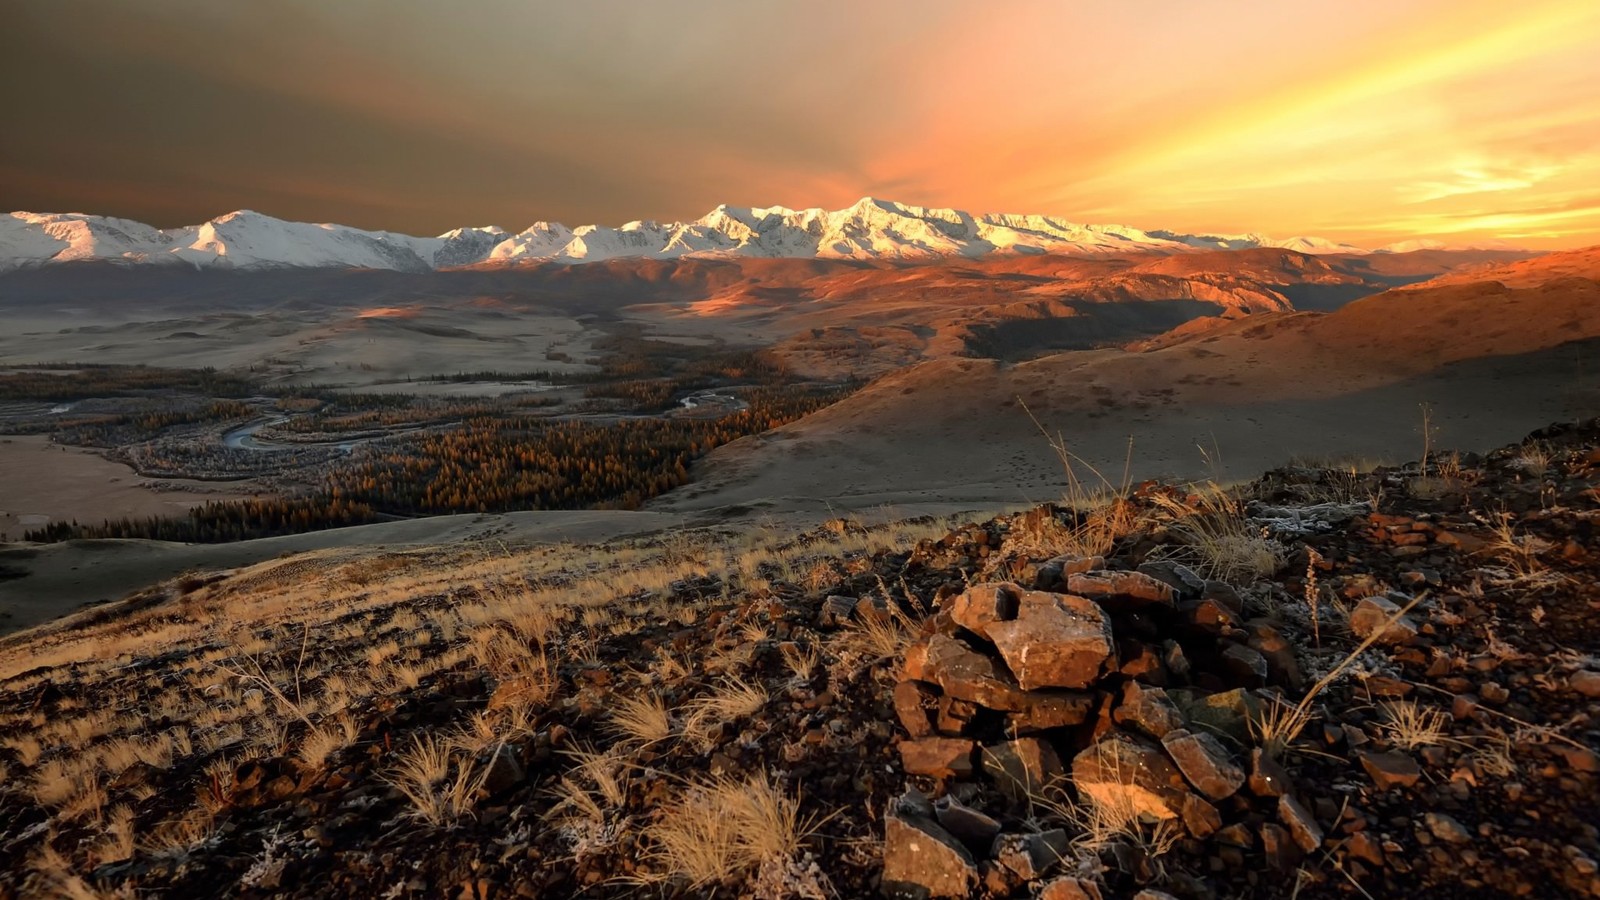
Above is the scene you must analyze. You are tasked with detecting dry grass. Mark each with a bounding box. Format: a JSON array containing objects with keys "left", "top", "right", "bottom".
[
  {"left": 382, "top": 734, "right": 487, "bottom": 826},
  {"left": 683, "top": 676, "right": 769, "bottom": 750},
  {"left": 1377, "top": 700, "right": 1450, "bottom": 751},
  {"left": 1151, "top": 484, "right": 1283, "bottom": 583},
  {"left": 642, "top": 772, "right": 816, "bottom": 889},
  {"left": 608, "top": 692, "right": 675, "bottom": 747}
]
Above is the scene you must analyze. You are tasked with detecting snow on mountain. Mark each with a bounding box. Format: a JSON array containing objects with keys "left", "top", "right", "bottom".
[{"left": 0, "top": 199, "right": 1465, "bottom": 274}]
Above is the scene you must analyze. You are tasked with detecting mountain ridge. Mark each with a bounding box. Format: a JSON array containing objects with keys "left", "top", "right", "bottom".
[{"left": 0, "top": 198, "right": 1519, "bottom": 273}]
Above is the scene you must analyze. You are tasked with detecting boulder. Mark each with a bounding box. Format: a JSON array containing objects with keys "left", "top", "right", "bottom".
[
  {"left": 918, "top": 634, "right": 1028, "bottom": 711},
  {"left": 1006, "top": 690, "right": 1097, "bottom": 735},
  {"left": 1161, "top": 728, "right": 1245, "bottom": 800},
  {"left": 947, "top": 582, "right": 1022, "bottom": 639},
  {"left": 883, "top": 809, "right": 977, "bottom": 899},
  {"left": 1070, "top": 732, "right": 1191, "bottom": 821},
  {"left": 893, "top": 680, "right": 938, "bottom": 739},
  {"left": 986, "top": 591, "right": 1115, "bottom": 690}
]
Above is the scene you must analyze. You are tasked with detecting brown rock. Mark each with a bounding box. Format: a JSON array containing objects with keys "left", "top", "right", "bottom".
[
  {"left": 1424, "top": 812, "right": 1471, "bottom": 844},
  {"left": 1220, "top": 644, "right": 1269, "bottom": 688},
  {"left": 1137, "top": 560, "right": 1207, "bottom": 598},
  {"left": 1349, "top": 596, "right": 1419, "bottom": 646},
  {"left": 921, "top": 634, "right": 1028, "bottom": 711},
  {"left": 900, "top": 738, "right": 976, "bottom": 780},
  {"left": 1278, "top": 794, "right": 1324, "bottom": 852},
  {"left": 947, "top": 582, "right": 1022, "bottom": 639},
  {"left": 1113, "top": 681, "right": 1186, "bottom": 739},
  {"left": 1360, "top": 750, "right": 1422, "bottom": 790},
  {"left": 1260, "top": 822, "right": 1301, "bottom": 871},
  {"left": 1175, "top": 688, "right": 1259, "bottom": 743},
  {"left": 1118, "top": 641, "right": 1168, "bottom": 684},
  {"left": 1067, "top": 570, "right": 1176, "bottom": 608},
  {"left": 935, "top": 695, "right": 978, "bottom": 736},
  {"left": 982, "top": 737, "right": 1065, "bottom": 804},
  {"left": 1007, "top": 690, "right": 1096, "bottom": 735},
  {"left": 1248, "top": 748, "right": 1291, "bottom": 797},
  {"left": 1180, "top": 793, "right": 1222, "bottom": 838},
  {"left": 883, "top": 810, "right": 978, "bottom": 899},
  {"left": 1185, "top": 596, "right": 1237, "bottom": 633},
  {"left": 1569, "top": 670, "right": 1600, "bottom": 698},
  {"left": 1133, "top": 892, "right": 1181, "bottom": 900},
  {"left": 991, "top": 830, "right": 1068, "bottom": 881},
  {"left": 479, "top": 743, "right": 524, "bottom": 795},
  {"left": 1071, "top": 732, "right": 1191, "bottom": 820},
  {"left": 893, "top": 680, "right": 938, "bottom": 738},
  {"left": 1161, "top": 728, "right": 1245, "bottom": 800},
  {"left": 1246, "top": 625, "right": 1304, "bottom": 690},
  {"left": 818, "top": 594, "right": 860, "bottom": 628},
  {"left": 987, "top": 591, "right": 1115, "bottom": 691},
  {"left": 1039, "top": 878, "right": 1103, "bottom": 900},
  {"left": 1345, "top": 831, "right": 1385, "bottom": 866}
]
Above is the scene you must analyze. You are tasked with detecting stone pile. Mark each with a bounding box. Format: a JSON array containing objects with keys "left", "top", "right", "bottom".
[{"left": 882, "top": 562, "right": 1322, "bottom": 899}]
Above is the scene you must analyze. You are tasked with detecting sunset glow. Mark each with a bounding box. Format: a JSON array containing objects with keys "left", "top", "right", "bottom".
[{"left": 4, "top": 0, "right": 1597, "bottom": 247}]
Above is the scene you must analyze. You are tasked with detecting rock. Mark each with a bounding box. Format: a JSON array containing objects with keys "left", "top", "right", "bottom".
[
  {"left": 1479, "top": 681, "right": 1509, "bottom": 705},
  {"left": 883, "top": 810, "right": 978, "bottom": 899},
  {"left": 933, "top": 795, "right": 1001, "bottom": 855},
  {"left": 982, "top": 737, "right": 1065, "bottom": 804},
  {"left": 1133, "top": 892, "right": 1181, "bottom": 900},
  {"left": 920, "top": 634, "right": 1028, "bottom": 711},
  {"left": 1039, "top": 878, "right": 1104, "bottom": 900},
  {"left": 1349, "top": 596, "right": 1419, "bottom": 646},
  {"left": 900, "top": 738, "right": 976, "bottom": 780},
  {"left": 1203, "top": 580, "right": 1245, "bottom": 615},
  {"left": 818, "top": 595, "right": 860, "bottom": 628},
  {"left": 1180, "top": 793, "right": 1222, "bottom": 838},
  {"left": 1248, "top": 748, "right": 1291, "bottom": 797},
  {"left": 1260, "top": 822, "right": 1300, "bottom": 871},
  {"left": 1071, "top": 732, "right": 1191, "bottom": 821},
  {"left": 1162, "top": 641, "right": 1191, "bottom": 681},
  {"left": 986, "top": 591, "right": 1115, "bottom": 690},
  {"left": 1137, "top": 560, "right": 1207, "bottom": 597},
  {"left": 1161, "top": 729, "right": 1245, "bottom": 800},
  {"left": 1066, "top": 570, "right": 1177, "bottom": 608},
  {"left": 1278, "top": 795, "right": 1324, "bottom": 852},
  {"left": 893, "top": 680, "right": 938, "bottom": 738},
  {"left": 991, "top": 829, "right": 1068, "bottom": 881},
  {"left": 947, "top": 582, "right": 1021, "bottom": 639},
  {"left": 1345, "top": 831, "right": 1385, "bottom": 866},
  {"left": 1184, "top": 596, "right": 1237, "bottom": 633},
  {"left": 1246, "top": 625, "right": 1304, "bottom": 690},
  {"left": 1118, "top": 641, "right": 1167, "bottom": 684},
  {"left": 1424, "top": 812, "right": 1471, "bottom": 844},
  {"left": 1113, "top": 681, "right": 1186, "bottom": 739},
  {"left": 1032, "top": 555, "right": 1106, "bottom": 590},
  {"left": 1175, "top": 687, "right": 1259, "bottom": 744},
  {"left": 935, "top": 695, "right": 979, "bottom": 736},
  {"left": 1360, "top": 750, "right": 1422, "bottom": 790},
  {"left": 1220, "top": 644, "right": 1269, "bottom": 688},
  {"left": 1569, "top": 670, "right": 1600, "bottom": 698},
  {"left": 1007, "top": 690, "right": 1096, "bottom": 735},
  {"left": 479, "top": 743, "right": 524, "bottom": 795}
]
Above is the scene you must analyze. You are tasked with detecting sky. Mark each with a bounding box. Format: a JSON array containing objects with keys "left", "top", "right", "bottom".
[{"left": 3, "top": 0, "right": 1598, "bottom": 248}]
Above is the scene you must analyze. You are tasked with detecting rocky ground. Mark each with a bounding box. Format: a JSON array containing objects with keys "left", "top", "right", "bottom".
[{"left": 2, "top": 421, "right": 1599, "bottom": 899}]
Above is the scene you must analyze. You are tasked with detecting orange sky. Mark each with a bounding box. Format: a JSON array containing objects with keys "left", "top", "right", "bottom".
[{"left": 3, "top": 0, "right": 1597, "bottom": 247}]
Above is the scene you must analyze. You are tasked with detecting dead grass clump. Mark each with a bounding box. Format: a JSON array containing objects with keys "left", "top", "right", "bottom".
[
  {"left": 1152, "top": 484, "right": 1283, "bottom": 583},
  {"left": 1378, "top": 700, "right": 1450, "bottom": 751},
  {"left": 609, "top": 692, "right": 675, "bottom": 747},
  {"left": 642, "top": 772, "right": 817, "bottom": 890},
  {"left": 683, "top": 677, "right": 769, "bottom": 750},
  {"left": 382, "top": 734, "right": 487, "bottom": 826}
]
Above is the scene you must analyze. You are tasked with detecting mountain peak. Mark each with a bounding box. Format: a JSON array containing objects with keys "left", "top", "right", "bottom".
[{"left": 0, "top": 201, "right": 1489, "bottom": 273}]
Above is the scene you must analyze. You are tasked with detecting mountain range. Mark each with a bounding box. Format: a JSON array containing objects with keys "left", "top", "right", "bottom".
[{"left": 0, "top": 198, "right": 1504, "bottom": 273}]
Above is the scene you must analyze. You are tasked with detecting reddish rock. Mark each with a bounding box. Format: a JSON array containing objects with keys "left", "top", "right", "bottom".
[
  {"left": 1248, "top": 748, "right": 1291, "bottom": 797},
  {"left": 1349, "top": 596, "right": 1419, "bottom": 646},
  {"left": 899, "top": 738, "right": 976, "bottom": 780},
  {"left": 1180, "top": 793, "right": 1223, "bottom": 838},
  {"left": 982, "top": 737, "right": 1065, "bottom": 803},
  {"left": 1112, "top": 681, "right": 1186, "bottom": 739},
  {"left": 1220, "top": 644, "right": 1269, "bottom": 688},
  {"left": 1039, "top": 878, "right": 1104, "bottom": 900},
  {"left": 935, "top": 695, "right": 979, "bottom": 736},
  {"left": 1006, "top": 690, "right": 1096, "bottom": 735},
  {"left": 1424, "top": 812, "right": 1471, "bottom": 844},
  {"left": 1032, "top": 555, "right": 1105, "bottom": 590},
  {"left": 893, "top": 680, "right": 938, "bottom": 738},
  {"left": 1136, "top": 560, "right": 1207, "bottom": 598},
  {"left": 1260, "top": 822, "right": 1301, "bottom": 871},
  {"left": 1360, "top": 750, "right": 1422, "bottom": 790},
  {"left": 1246, "top": 624, "right": 1304, "bottom": 690},
  {"left": 1569, "top": 670, "right": 1600, "bottom": 698},
  {"left": 1071, "top": 732, "right": 1191, "bottom": 820},
  {"left": 1066, "top": 570, "right": 1176, "bottom": 608},
  {"left": 947, "top": 582, "right": 1021, "bottom": 639},
  {"left": 1185, "top": 596, "right": 1238, "bottom": 633},
  {"left": 1278, "top": 794, "right": 1324, "bottom": 852},
  {"left": 920, "top": 634, "right": 1028, "bottom": 711},
  {"left": 1161, "top": 728, "right": 1245, "bottom": 800},
  {"left": 991, "top": 830, "right": 1068, "bottom": 881},
  {"left": 986, "top": 591, "right": 1115, "bottom": 691},
  {"left": 883, "top": 810, "right": 977, "bottom": 899}
]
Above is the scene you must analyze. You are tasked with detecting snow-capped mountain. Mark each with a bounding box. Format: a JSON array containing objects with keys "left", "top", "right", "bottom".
[{"left": 0, "top": 198, "right": 1455, "bottom": 273}]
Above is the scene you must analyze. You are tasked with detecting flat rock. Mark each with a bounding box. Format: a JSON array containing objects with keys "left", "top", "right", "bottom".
[
  {"left": 1278, "top": 794, "right": 1324, "bottom": 852},
  {"left": 1570, "top": 670, "right": 1600, "bottom": 698},
  {"left": 1066, "top": 570, "right": 1177, "bottom": 608},
  {"left": 1161, "top": 728, "right": 1245, "bottom": 800},
  {"left": 1071, "top": 732, "right": 1191, "bottom": 821},
  {"left": 991, "top": 829, "right": 1068, "bottom": 881},
  {"left": 1007, "top": 689, "right": 1096, "bottom": 735},
  {"left": 893, "top": 680, "right": 938, "bottom": 738},
  {"left": 1136, "top": 560, "right": 1206, "bottom": 598},
  {"left": 899, "top": 737, "right": 976, "bottom": 780},
  {"left": 947, "top": 582, "right": 1022, "bottom": 639},
  {"left": 1424, "top": 812, "right": 1471, "bottom": 844},
  {"left": 986, "top": 591, "right": 1115, "bottom": 690},
  {"left": 1039, "top": 878, "right": 1104, "bottom": 900},
  {"left": 1175, "top": 687, "right": 1259, "bottom": 744},
  {"left": 1360, "top": 750, "right": 1422, "bottom": 790},
  {"left": 883, "top": 810, "right": 977, "bottom": 899},
  {"left": 933, "top": 795, "right": 1001, "bottom": 855}
]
